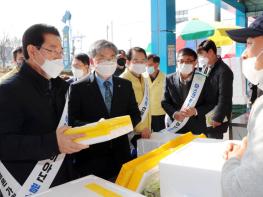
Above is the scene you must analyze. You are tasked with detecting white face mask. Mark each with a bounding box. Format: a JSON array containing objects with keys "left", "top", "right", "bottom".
[
  {"left": 130, "top": 63, "right": 146, "bottom": 74},
  {"left": 198, "top": 56, "right": 209, "bottom": 67},
  {"left": 41, "top": 59, "right": 64, "bottom": 79},
  {"left": 146, "top": 66, "right": 155, "bottom": 75},
  {"left": 95, "top": 61, "right": 117, "bottom": 78},
  {"left": 178, "top": 63, "right": 194, "bottom": 75},
  {"left": 72, "top": 67, "right": 84, "bottom": 79},
  {"left": 242, "top": 50, "right": 263, "bottom": 90}
]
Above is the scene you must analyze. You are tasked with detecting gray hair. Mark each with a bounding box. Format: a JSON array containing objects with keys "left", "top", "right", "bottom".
[{"left": 88, "top": 39, "right": 118, "bottom": 58}]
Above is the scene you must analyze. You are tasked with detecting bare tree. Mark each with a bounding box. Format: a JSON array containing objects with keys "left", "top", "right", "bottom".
[
  {"left": 0, "top": 33, "right": 11, "bottom": 69},
  {"left": 10, "top": 36, "right": 22, "bottom": 49}
]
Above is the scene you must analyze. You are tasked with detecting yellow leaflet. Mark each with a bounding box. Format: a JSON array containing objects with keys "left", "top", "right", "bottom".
[
  {"left": 85, "top": 183, "right": 122, "bottom": 197},
  {"left": 64, "top": 115, "right": 132, "bottom": 142}
]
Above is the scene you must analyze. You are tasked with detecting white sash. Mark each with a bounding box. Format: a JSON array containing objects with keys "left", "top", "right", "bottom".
[
  {"left": 161, "top": 70, "right": 210, "bottom": 133},
  {"left": 138, "top": 78, "right": 150, "bottom": 123},
  {"left": 0, "top": 92, "right": 70, "bottom": 197}
]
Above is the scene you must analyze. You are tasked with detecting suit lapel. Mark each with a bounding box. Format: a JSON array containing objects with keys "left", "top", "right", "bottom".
[{"left": 173, "top": 73, "right": 183, "bottom": 103}]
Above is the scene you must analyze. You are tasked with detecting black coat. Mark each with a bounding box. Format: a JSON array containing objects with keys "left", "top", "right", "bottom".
[
  {"left": 0, "top": 63, "right": 71, "bottom": 187},
  {"left": 207, "top": 58, "right": 233, "bottom": 123},
  {"left": 68, "top": 73, "right": 141, "bottom": 179},
  {"left": 161, "top": 71, "right": 214, "bottom": 134}
]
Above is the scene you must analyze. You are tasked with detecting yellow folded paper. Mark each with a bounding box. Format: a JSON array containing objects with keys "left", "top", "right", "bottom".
[
  {"left": 85, "top": 183, "right": 122, "bottom": 197},
  {"left": 65, "top": 115, "right": 132, "bottom": 143}
]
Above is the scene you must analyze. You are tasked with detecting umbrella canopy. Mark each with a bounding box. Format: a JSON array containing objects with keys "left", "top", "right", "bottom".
[
  {"left": 208, "top": 22, "right": 241, "bottom": 47},
  {"left": 176, "top": 20, "right": 241, "bottom": 47},
  {"left": 176, "top": 19, "right": 215, "bottom": 40}
]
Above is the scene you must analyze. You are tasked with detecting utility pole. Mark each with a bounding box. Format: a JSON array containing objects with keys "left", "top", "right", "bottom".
[
  {"left": 111, "top": 21, "right": 114, "bottom": 42},
  {"left": 106, "top": 25, "right": 109, "bottom": 40},
  {"left": 128, "top": 38, "right": 132, "bottom": 48}
]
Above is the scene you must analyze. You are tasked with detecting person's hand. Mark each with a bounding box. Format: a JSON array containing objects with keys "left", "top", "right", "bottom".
[
  {"left": 181, "top": 107, "right": 197, "bottom": 117},
  {"left": 223, "top": 137, "right": 248, "bottom": 160},
  {"left": 141, "top": 128, "right": 151, "bottom": 139},
  {"left": 173, "top": 111, "right": 186, "bottom": 122},
  {"left": 56, "top": 126, "right": 89, "bottom": 154},
  {"left": 211, "top": 120, "right": 222, "bottom": 128}
]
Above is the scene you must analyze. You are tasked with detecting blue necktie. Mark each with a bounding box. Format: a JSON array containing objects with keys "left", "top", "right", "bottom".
[{"left": 103, "top": 81, "right": 112, "bottom": 113}]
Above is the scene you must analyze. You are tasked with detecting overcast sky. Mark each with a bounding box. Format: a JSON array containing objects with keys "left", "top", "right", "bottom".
[{"left": 0, "top": 0, "right": 240, "bottom": 52}]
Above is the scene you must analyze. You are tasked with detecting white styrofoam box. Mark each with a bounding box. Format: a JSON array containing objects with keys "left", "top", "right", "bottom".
[
  {"left": 137, "top": 132, "right": 180, "bottom": 156},
  {"left": 34, "top": 175, "right": 144, "bottom": 197},
  {"left": 160, "top": 138, "right": 239, "bottom": 197}
]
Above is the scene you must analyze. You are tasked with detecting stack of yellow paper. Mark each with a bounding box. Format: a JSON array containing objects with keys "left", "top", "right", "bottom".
[
  {"left": 65, "top": 115, "right": 133, "bottom": 145},
  {"left": 116, "top": 132, "right": 206, "bottom": 192}
]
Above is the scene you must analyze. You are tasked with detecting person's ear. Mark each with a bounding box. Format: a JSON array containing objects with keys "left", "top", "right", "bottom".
[{"left": 27, "top": 45, "right": 36, "bottom": 59}]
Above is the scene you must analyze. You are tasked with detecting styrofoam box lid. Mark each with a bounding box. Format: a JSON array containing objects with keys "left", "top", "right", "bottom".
[
  {"left": 160, "top": 138, "right": 229, "bottom": 171},
  {"left": 34, "top": 175, "right": 145, "bottom": 197}
]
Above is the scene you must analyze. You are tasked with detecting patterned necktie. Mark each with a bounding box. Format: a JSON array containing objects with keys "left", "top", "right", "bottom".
[{"left": 103, "top": 80, "right": 112, "bottom": 113}]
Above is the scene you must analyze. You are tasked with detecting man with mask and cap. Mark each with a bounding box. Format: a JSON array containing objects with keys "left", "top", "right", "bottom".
[
  {"left": 222, "top": 14, "right": 263, "bottom": 197},
  {"left": 68, "top": 40, "right": 141, "bottom": 180},
  {"left": 162, "top": 48, "right": 214, "bottom": 134},
  {"left": 0, "top": 46, "right": 24, "bottom": 84},
  {"left": 0, "top": 24, "right": 88, "bottom": 197},
  {"left": 67, "top": 53, "right": 90, "bottom": 84}
]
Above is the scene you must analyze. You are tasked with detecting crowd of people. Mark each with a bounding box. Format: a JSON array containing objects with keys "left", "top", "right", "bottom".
[{"left": 0, "top": 14, "right": 263, "bottom": 196}]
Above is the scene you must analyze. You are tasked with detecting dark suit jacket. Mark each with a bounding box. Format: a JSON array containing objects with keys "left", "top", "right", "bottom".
[
  {"left": 68, "top": 73, "right": 141, "bottom": 179},
  {"left": 161, "top": 71, "right": 214, "bottom": 134},
  {"left": 0, "top": 63, "right": 72, "bottom": 187},
  {"left": 207, "top": 58, "right": 233, "bottom": 123}
]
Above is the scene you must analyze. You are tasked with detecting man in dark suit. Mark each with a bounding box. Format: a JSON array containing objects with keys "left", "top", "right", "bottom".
[
  {"left": 161, "top": 48, "right": 214, "bottom": 135},
  {"left": 197, "top": 40, "right": 233, "bottom": 139},
  {"left": 68, "top": 40, "right": 141, "bottom": 180},
  {"left": 0, "top": 24, "right": 87, "bottom": 196}
]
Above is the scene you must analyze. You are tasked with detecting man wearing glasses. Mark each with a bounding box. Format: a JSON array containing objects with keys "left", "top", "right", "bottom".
[
  {"left": 0, "top": 24, "right": 88, "bottom": 196},
  {"left": 161, "top": 48, "right": 214, "bottom": 135},
  {"left": 68, "top": 40, "right": 141, "bottom": 180}
]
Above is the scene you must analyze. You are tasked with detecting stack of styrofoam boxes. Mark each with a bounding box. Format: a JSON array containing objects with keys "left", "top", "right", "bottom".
[{"left": 159, "top": 138, "right": 234, "bottom": 197}]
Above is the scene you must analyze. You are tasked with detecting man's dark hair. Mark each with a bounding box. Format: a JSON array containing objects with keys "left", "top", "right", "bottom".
[
  {"left": 147, "top": 54, "right": 160, "bottom": 63},
  {"left": 75, "top": 53, "right": 90, "bottom": 66},
  {"left": 197, "top": 39, "right": 217, "bottom": 55},
  {"left": 22, "top": 24, "right": 60, "bottom": 59},
  {"left": 127, "top": 47, "right": 147, "bottom": 61},
  {"left": 177, "top": 48, "right": 197, "bottom": 60},
  {"left": 12, "top": 46, "right": 23, "bottom": 60}
]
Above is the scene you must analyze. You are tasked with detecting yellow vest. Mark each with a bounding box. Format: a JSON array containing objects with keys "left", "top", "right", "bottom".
[
  {"left": 145, "top": 71, "right": 166, "bottom": 116},
  {"left": 0, "top": 66, "right": 20, "bottom": 84},
  {"left": 120, "top": 69, "right": 151, "bottom": 132}
]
